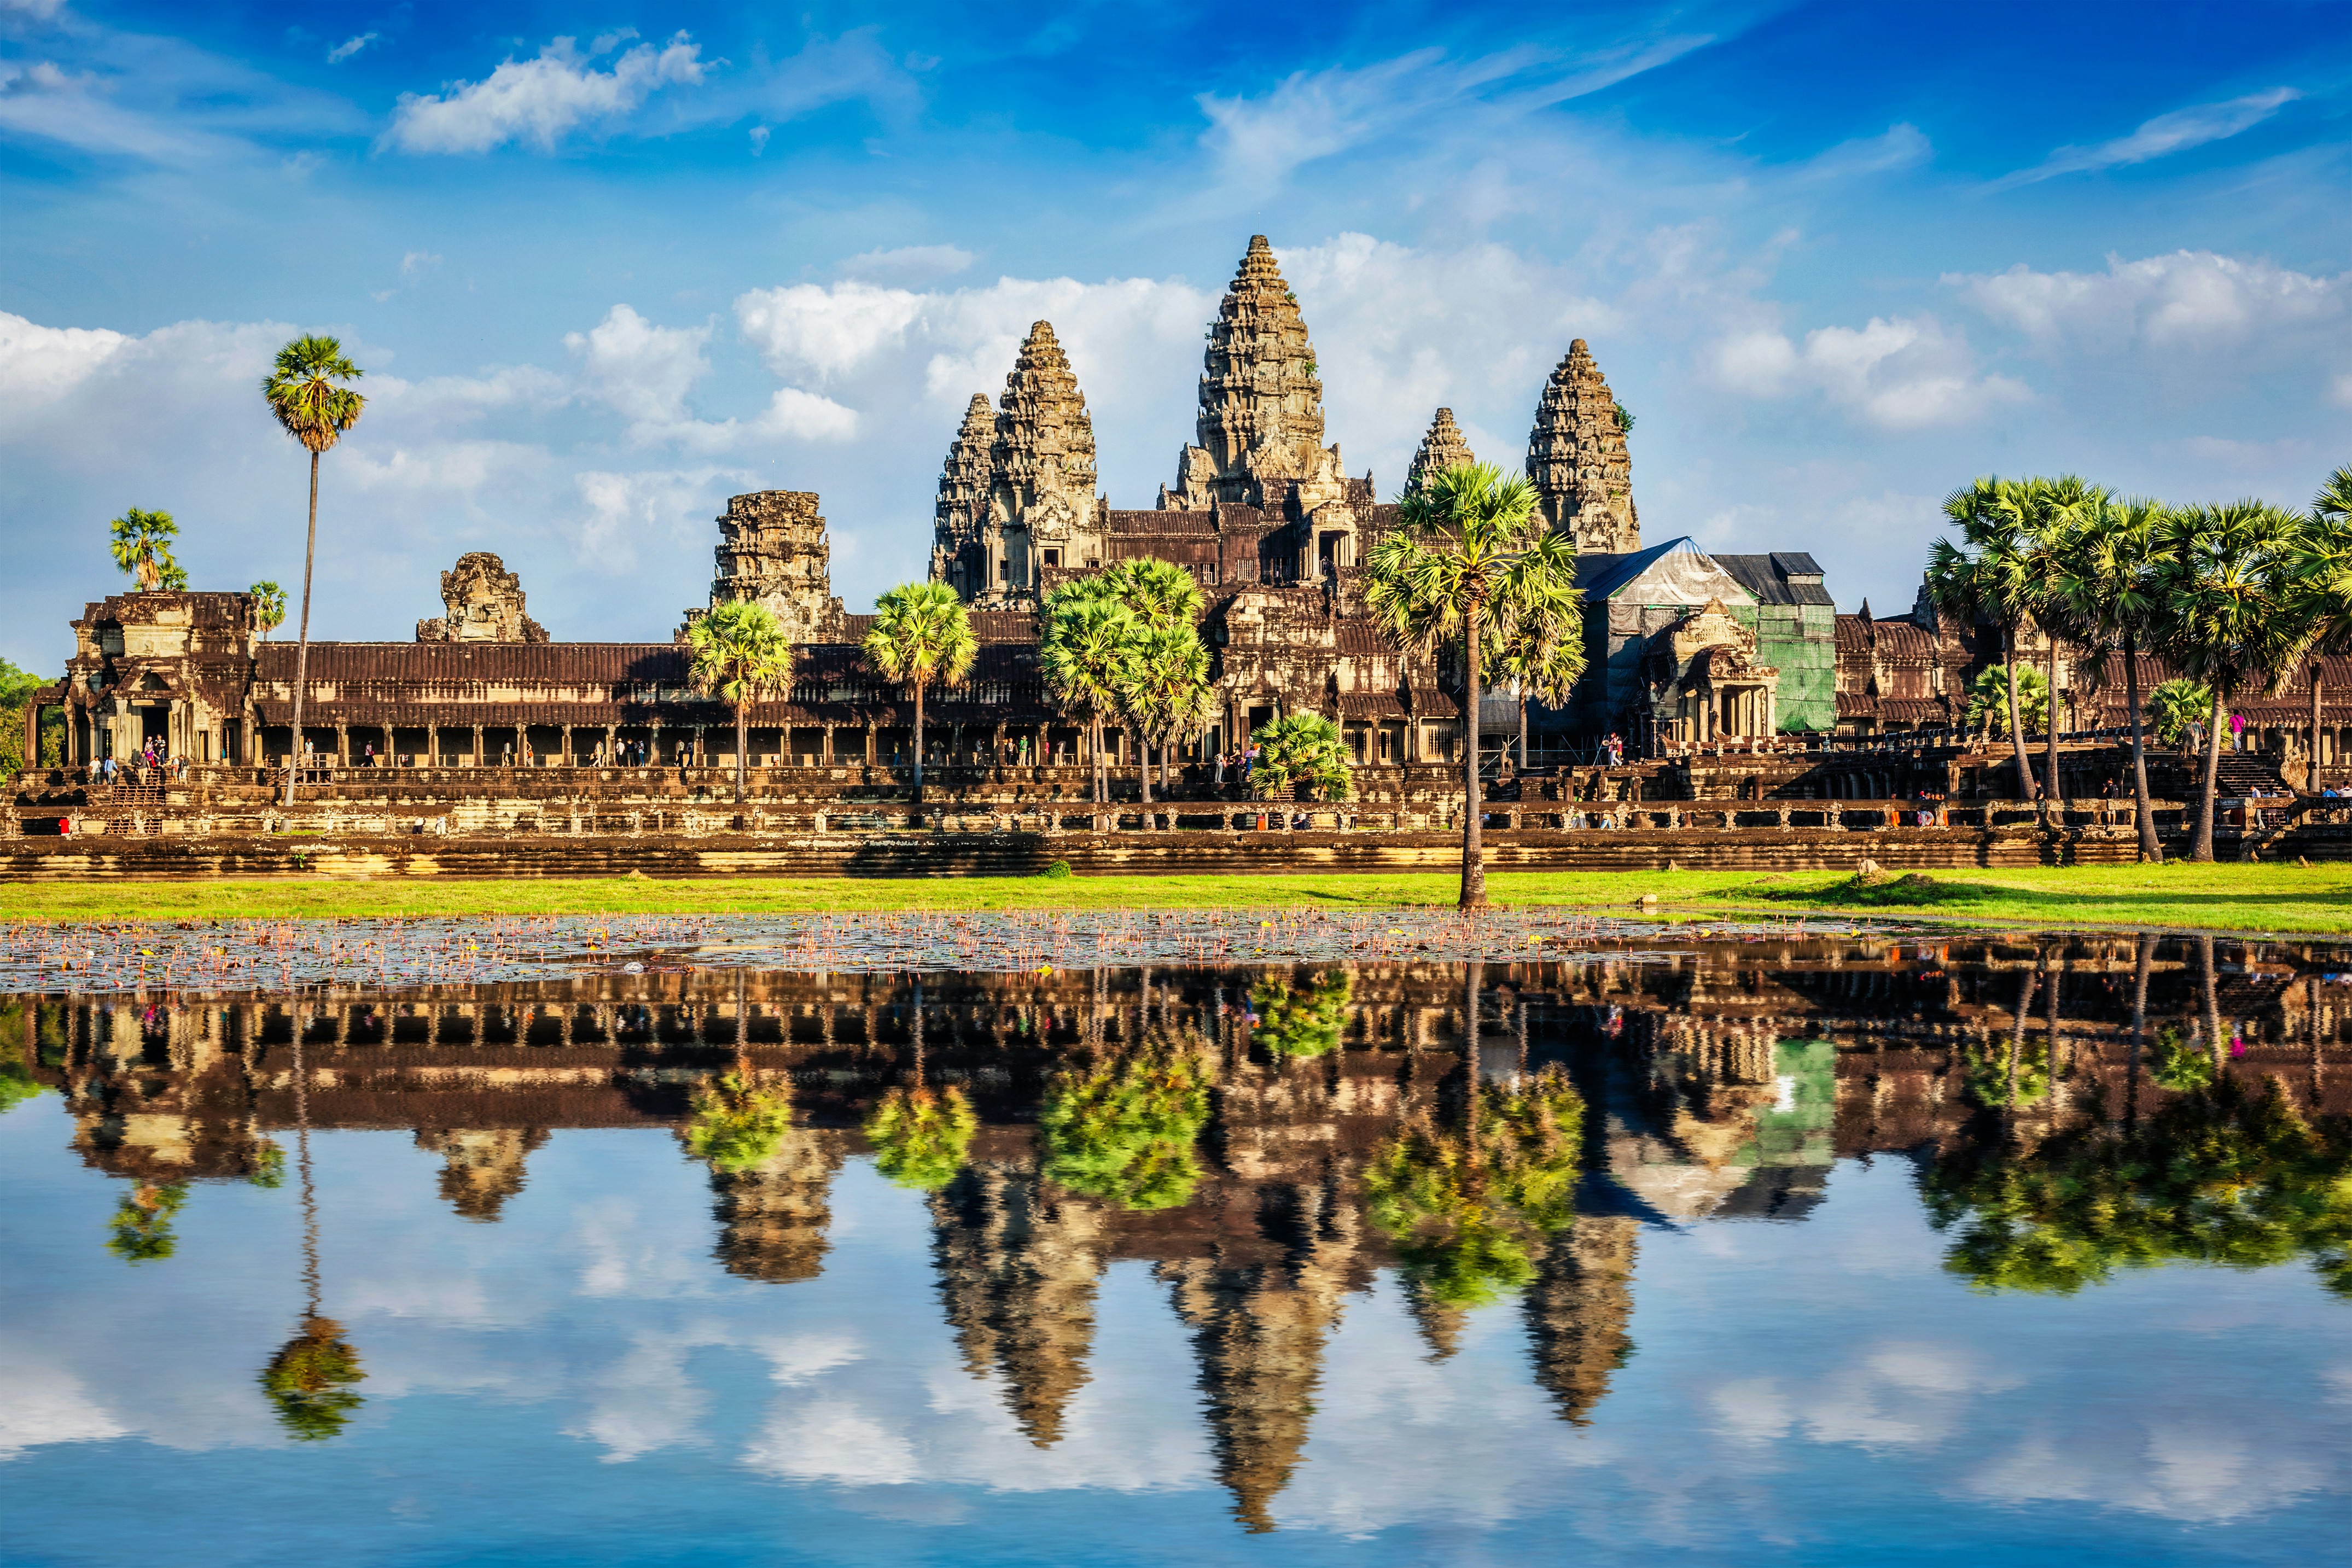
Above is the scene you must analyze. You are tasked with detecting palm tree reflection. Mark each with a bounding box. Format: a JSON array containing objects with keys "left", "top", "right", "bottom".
[{"left": 260, "top": 1017, "right": 365, "bottom": 1441}]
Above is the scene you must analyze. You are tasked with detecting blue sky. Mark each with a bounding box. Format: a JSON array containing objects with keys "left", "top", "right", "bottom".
[{"left": 3, "top": 0, "right": 2349, "bottom": 668}]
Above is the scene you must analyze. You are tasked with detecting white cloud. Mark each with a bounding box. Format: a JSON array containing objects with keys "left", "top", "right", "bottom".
[
  {"left": 840, "top": 244, "right": 976, "bottom": 285},
  {"left": 401, "top": 250, "right": 443, "bottom": 278},
  {"left": 385, "top": 33, "right": 707, "bottom": 154},
  {"left": 2334, "top": 373, "right": 2352, "bottom": 411},
  {"left": 0, "top": 1344, "right": 127, "bottom": 1459},
  {"left": 566, "top": 304, "right": 712, "bottom": 429},
  {"left": 1, "top": 0, "right": 67, "bottom": 20},
  {"left": 1709, "top": 313, "right": 2028, "bottom": 429},
  {"left": 328, "top": 33, "right": 378, "bottom": 66},
  {"left": 2002, "top": 88, "right": 2300, "bottom": 185},
  {"left": 737, "top": 282, "right": 927, "bottom": 382},
  {"left": 747, "top": 124, "right": 768, "bottom": 156},
  {"left": 574, "top": 467, "right": 753, "bottom": 574},
  {"left": 0, "top": 59, "right": 242, "bottom": 164},
  {"left": 1194, "top": 38, "right": 1712, "bottom": 191},
  {"left": 1955, "top": 249, "right": 2347, "bottom": 348},
  {"left": 741, "top": 1397, "right": 921, "bottom": 1487}
]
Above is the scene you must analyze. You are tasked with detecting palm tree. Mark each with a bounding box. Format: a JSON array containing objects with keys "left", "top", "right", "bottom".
[
  {"left": 250, "top": 581, "right": 287, "bottom": 642},
  {"left": 2026, "top": 476, "right": 2102, "bottom": 802},
  {"left": 1365, "top": 462, "right": 1577, "bottom": 909},
  {"left": 262, "top": 1020, "right": 365, "bottom": 1441},
  {"left": 1249, "top": 712, "right": 1353, "bottom": 805},
  {"left": 2145, "top": 678, "right": 2214, "bottom": 748},
  {"left": 2149, "top": 500, "right": 2308, "bottom": 861},
  {"left": 2281, "top": 469, "right": 2352, "bottom": 791},
  {"left": 2050, "top": 494, "right": 2164, "bottom": 860},
  {"left": 862, "top": 581, "right": 976, "bottom": 802},
  {"left": 1488, "top": 598, "right": 1587, "bottom": 769},
  {"left": 1927, "top": 477, "right": 2044, "bottom": 803},
  {"left": 1101, "top": 559, "right": 1206, "bottom": 803},
  {"left": 1041, "top": 593, "right": 1139, "bottom": 830},
  {"left": 261, "top": 336, "right": 366, "bottom": 809},
  {"left": 1122, "top": 622, "right": 1213, "bottom": 825},
  {"left": 108, "top": 508, "right": 182, "bottom": 591},
  {"left": 688, "top": 599, "right": 794, "bottom": 807}
]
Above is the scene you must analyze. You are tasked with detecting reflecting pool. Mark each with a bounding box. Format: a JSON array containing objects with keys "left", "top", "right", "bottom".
[{"left": 4, "top": 925, "right": 2350, "bottom": 1566}]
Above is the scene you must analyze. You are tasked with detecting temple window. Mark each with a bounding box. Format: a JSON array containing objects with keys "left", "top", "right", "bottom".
[{"left": 1042, "top": 548, "right": 1062, "bottom": 569}]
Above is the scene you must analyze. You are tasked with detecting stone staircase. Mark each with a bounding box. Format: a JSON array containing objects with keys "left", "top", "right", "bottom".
[{"left": 2147, "top": 752, "right": 2290, "bottom": 798}]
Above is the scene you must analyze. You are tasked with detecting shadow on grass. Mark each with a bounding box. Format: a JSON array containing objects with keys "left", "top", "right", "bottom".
[{"left": 1757, "top": 873, "right": 2001, "bottom": 909}]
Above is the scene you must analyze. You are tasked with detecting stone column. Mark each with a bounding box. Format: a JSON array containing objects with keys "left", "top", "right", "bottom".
[
  {"left": 602, "top": 725, "right": 615, "bottom": 767},
  {"left": 561, "top": 724, "right": 574, "bottom": 767},
  {"left": 471, "top": 725, "right": 484, "bottom": 768}
]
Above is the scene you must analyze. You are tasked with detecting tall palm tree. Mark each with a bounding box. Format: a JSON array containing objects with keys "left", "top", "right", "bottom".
[
  {"left": 1041, "top": 594, "right": 1138, "bottom": 830},
  {"left": 261, "top": 1019, "right": 365, "bottom": 1441},
  {"left": 108, "top": 508, "right": 182, "bottom": 591},
  {"left": 261, "top": 336, "right": 366, "bottom": 809},
  {"left": 2027, "top": 476, "right": 2102, "bottom": 802},
  {"left": 2049, "top": 493, "right": 2164, "bottom": 860},
  {"left": 250, "top": 581, "right": 287, "bottom": 642},
  {"left": 1366, "top": 462, "right": 1578, "bottom": 909},
  {"left": 1927, "top": 477, "right": 2044, "bottom": 804},
  {"left": 862, "top": 581, "right": 976, "bottom": 802},
  {"left": 1122, "top": 622, "right": 1213, "bottom": 825},
  {"left": 688, "top": 599, "right": 794, "bottom": 807},
  {"left": 2150, "top": 500, "right": 2308, "bottom": 861}
]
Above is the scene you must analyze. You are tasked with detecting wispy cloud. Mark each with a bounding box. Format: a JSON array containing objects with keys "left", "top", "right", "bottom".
[
  {"left": 1998, "top": 87, "right": 2300, "bottom": 186},
  {"left": 384, "top": 33, "right": 707, "bottom": 154},
  {"left": 328, "top": 33, "right": 379, "bottom": 66}
]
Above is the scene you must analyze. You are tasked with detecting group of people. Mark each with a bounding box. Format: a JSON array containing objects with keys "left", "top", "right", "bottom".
[
  {"left": 95, "top": 741, "right": 186, "bottom": 785},
  {"left": 1210, "top": 743, "right": 1262, "bottom": 795}
]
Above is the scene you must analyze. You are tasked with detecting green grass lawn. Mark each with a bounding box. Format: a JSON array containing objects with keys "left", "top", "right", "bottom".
[{"left": 1, "top": 863, "right": 2346, "bottom": 935}]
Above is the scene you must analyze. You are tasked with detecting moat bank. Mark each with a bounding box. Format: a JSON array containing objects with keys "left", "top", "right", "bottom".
[{"left": 2, "top": 864, "right": 2347, "bottom": 937}]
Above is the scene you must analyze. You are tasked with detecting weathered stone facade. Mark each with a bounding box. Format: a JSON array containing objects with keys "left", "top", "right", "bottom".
[
  {"left": 930, "top": 393, "right": 997, "bottom": 596},
  {"left": 1162, "top": 235, "right": 1347, "bottom": 514},
  {"left": 1403, "top": 406, "right": 1475, "bottom": 497},
  {"left": 415, "top": 552, "right": 548, "bottom": 644},
  {"left": 698, "top": 489, "right": 845, "bottom": 644},
  {"left": 1528, "top": 339, "right": 1640, "bottom": 553}
]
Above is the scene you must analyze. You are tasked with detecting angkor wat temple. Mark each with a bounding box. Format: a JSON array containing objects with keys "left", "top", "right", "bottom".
[{"left": 12, "top": 235, "right": 2341, "bottom": 864}]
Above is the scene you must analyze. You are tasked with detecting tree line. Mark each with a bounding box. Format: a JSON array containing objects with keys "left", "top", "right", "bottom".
[{"left": 1927, "top": 466, "right": 2352, "bottom": 863}]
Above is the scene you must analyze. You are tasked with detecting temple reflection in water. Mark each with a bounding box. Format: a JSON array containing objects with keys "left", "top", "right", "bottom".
[{"left": 12, "top": 933, "right": 2351, "bottom": 1530}]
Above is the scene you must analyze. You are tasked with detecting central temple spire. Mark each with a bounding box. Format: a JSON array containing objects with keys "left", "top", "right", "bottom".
[{"left": 1162, "top": 235, "right": 1346, "bottom": 511}]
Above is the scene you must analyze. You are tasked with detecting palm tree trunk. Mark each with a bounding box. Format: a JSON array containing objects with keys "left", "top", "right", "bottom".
[
  {"left": 2045, "top": 630, "right": 2062, "bottom": 806},
  {"left": 2192, "top": 685, "right": 2227, "bottom": 862},
  {"left": 2200, "top": 933, "right": 2221, "bottom": 1075},
  {"left": 2125, "top": 632, "right": 2158, "bottom": 861},
  {"left": 1091, "top": 714, "right": 1107, "bottom": 832},
  {"left": 283, "top": 449, "right": 321, "bottom": 809},
  {"left": 2310, "top": 658, "right": 2324, "bottom": 794},
  {"left": 734, "top": 701, "right": 748, "bottom": 808},
  {"left": 2127, "top": 930, "right": 2151, "bottom": 1131},
  {"left": 1461, "top": 613, "right": 1487, "bottom": 910},
  {"left": 911, "top": 680, "right": 925, "bottom": 802},
  {"left": 2002, "top": 623, "right": 2032, "bottom": 804},
  {"left": 1518, "top": 691, "right": 1529, "bottom": 770}
]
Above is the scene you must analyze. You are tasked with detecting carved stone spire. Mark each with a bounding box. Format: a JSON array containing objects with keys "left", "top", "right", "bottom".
[
  {"left": 1523, "top": 1216, "right": 1638, "bottom": 1425},
  {"left": 1526, "top": 339, "right": 1640, "bottom": 553},
  {"left": 415, "top": 1127, "right": 548, "bottom": 1222},
  {"left": 993, "top": 322, "right": 1098, "bottom": 505},
  {"left": 1167, "top": 235, "right": 1344, "bottom": 512},
  {"left": 1403, "top": 407, "right": 1476, "bottom": 499},
  {"left": 931, "top": 393, "right": 995, "bottom": 597},
  {"left": 416, "top": 552, "right": 548, "bottom": 643},
  {"left": 970, "top": 321, "right": 1102, "bottom": 608},
  {"left": 929, "top": 1158, "right": 1107, "bottom": 1447}
]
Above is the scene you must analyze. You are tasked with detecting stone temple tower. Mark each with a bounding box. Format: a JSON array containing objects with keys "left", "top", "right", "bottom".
[
  {"left": 699, "top": 490, "right": 846, "bottom": 643},
  {"left": 1402, "top": 407, "right": 1476, "bottom": 499},
  {"left": 930, "top": 393, "right": 995, "bottom": 598},
  {"left": 1526, "top": 340, "right": 1640, "bottom": 553},
  {"left": 1162, "top": 235, "right": 1347, "bottom": 513},
  {"left": 934, "top": 321, "right": 1104, "bottom": 609}
]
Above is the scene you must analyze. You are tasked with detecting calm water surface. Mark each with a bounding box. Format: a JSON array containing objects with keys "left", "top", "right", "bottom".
[{"left": 4, "top": 925, "right": 2349, "bottom": 1566}]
